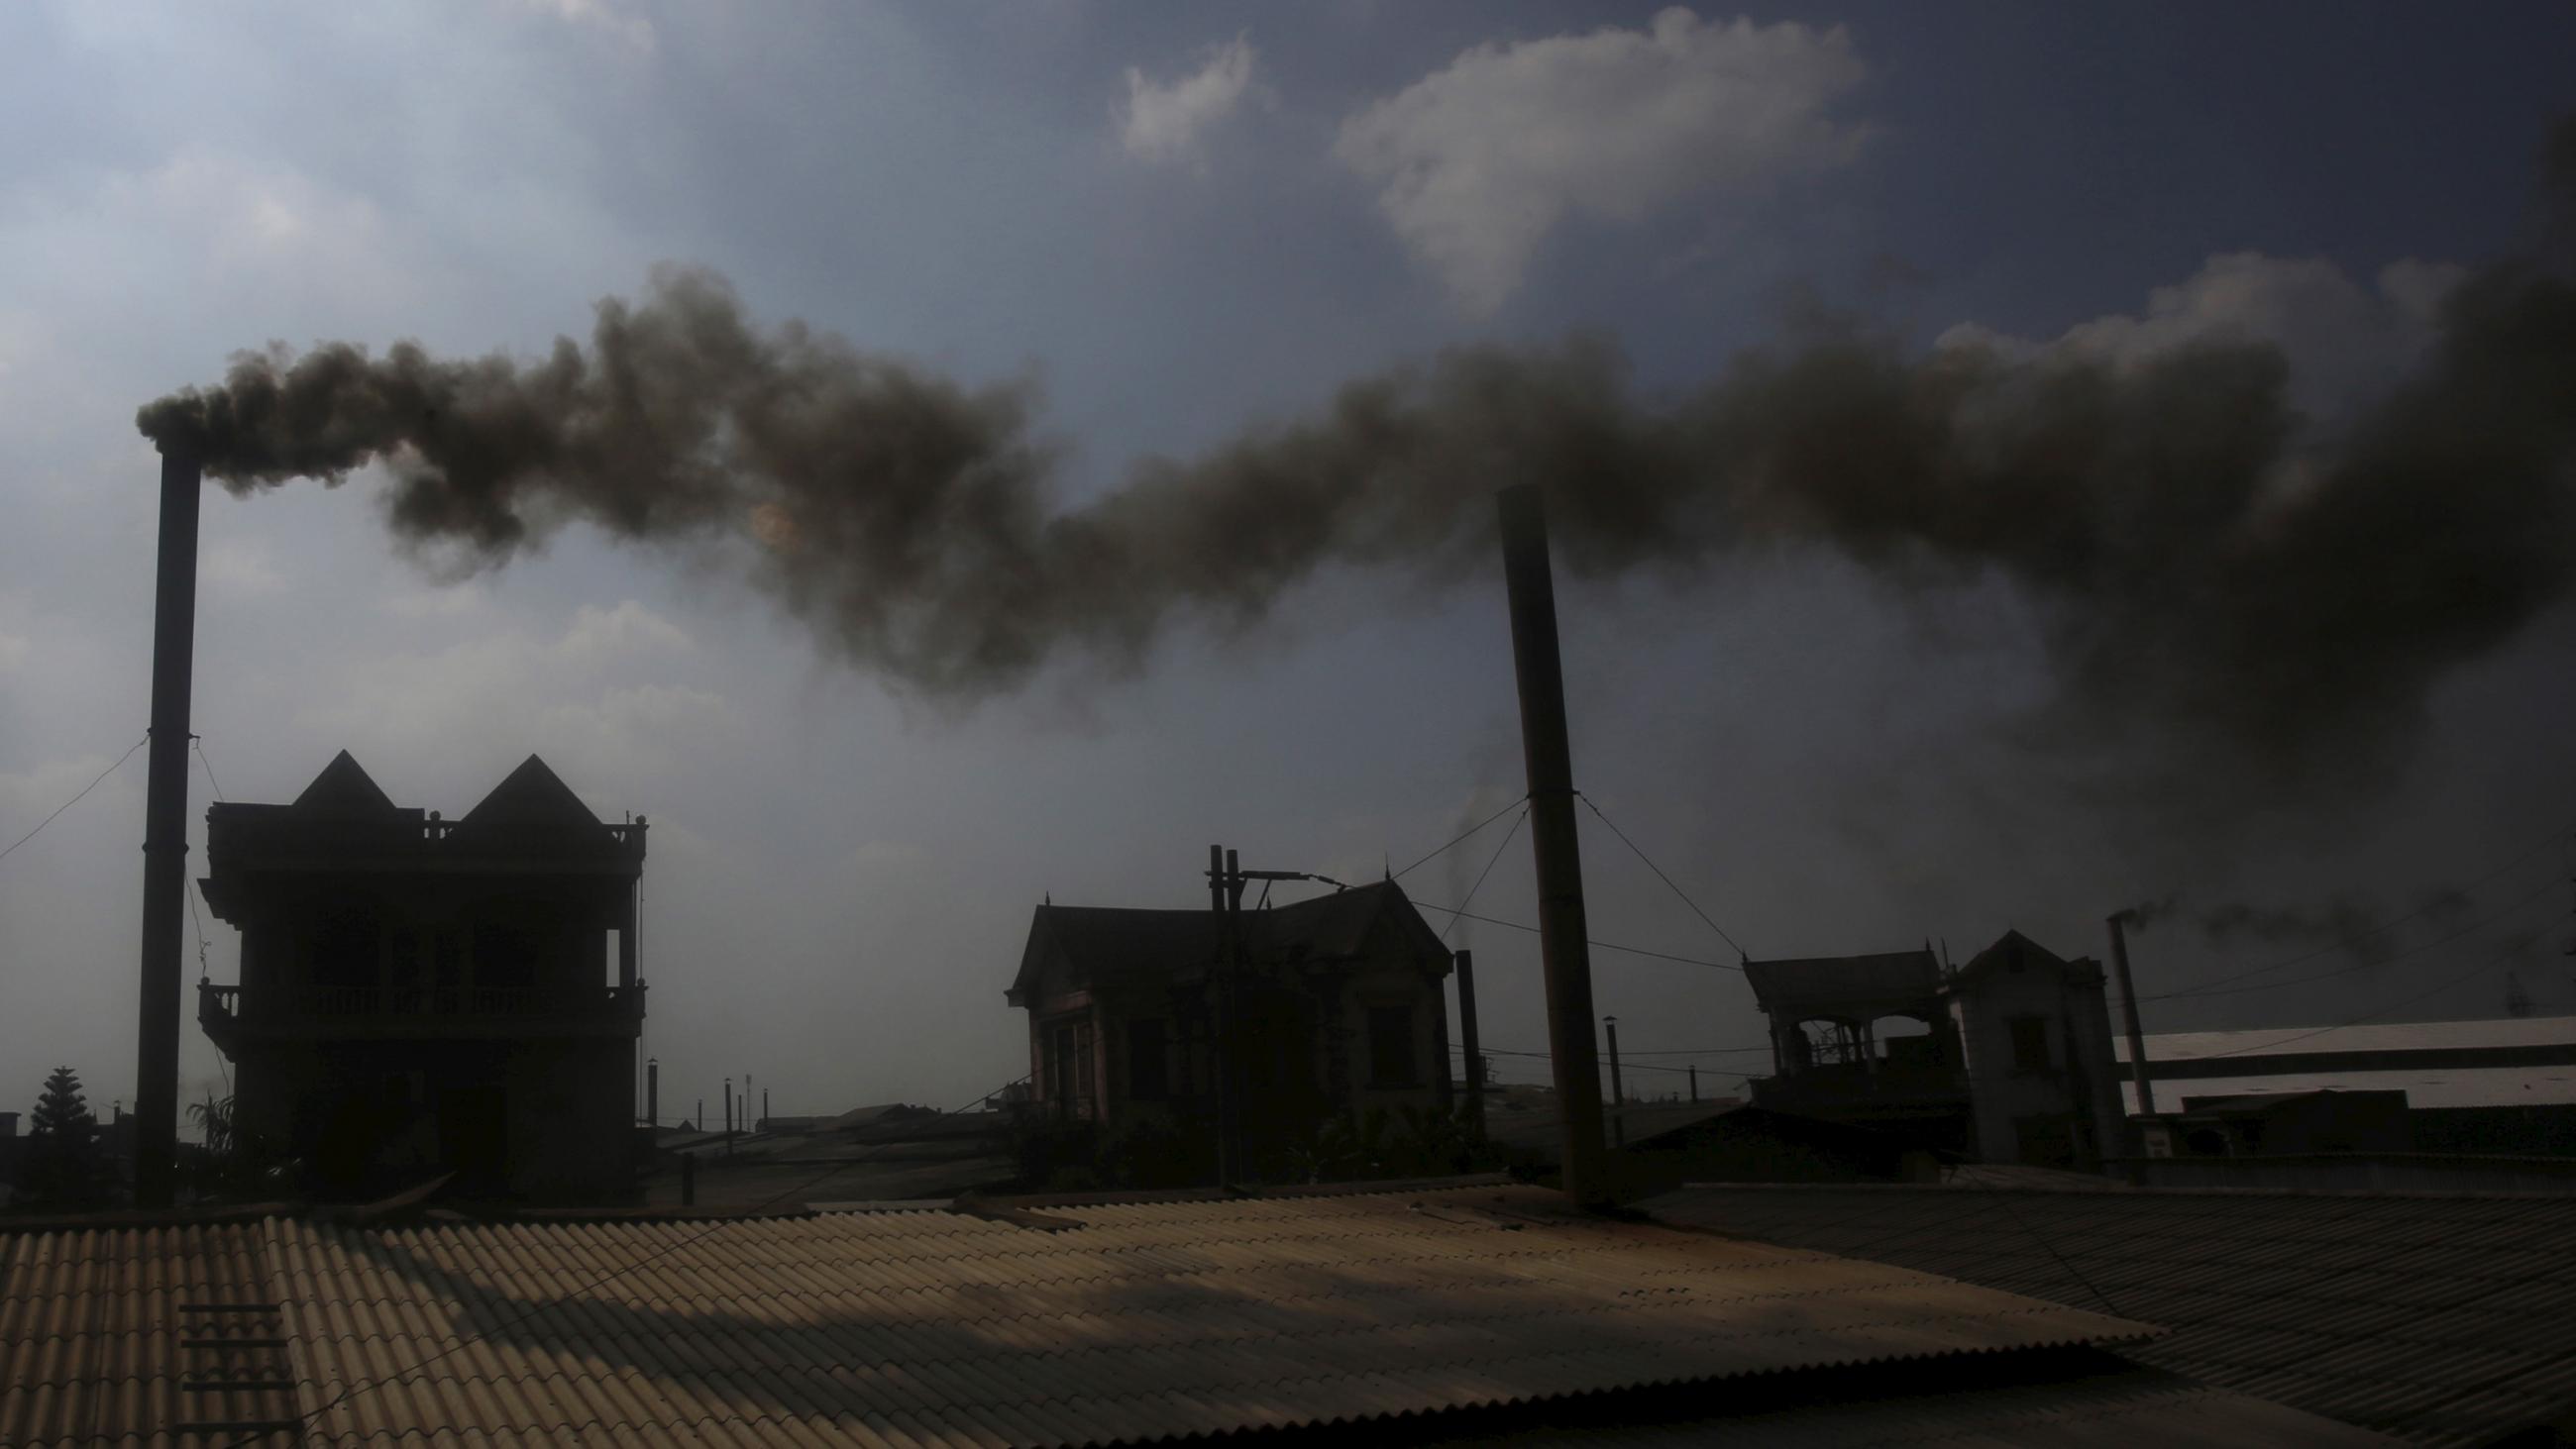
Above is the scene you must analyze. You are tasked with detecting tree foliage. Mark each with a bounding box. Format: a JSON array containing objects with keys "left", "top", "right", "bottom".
[{"left": 21, "top": 1065, "right": 111, "bottom": 1209}]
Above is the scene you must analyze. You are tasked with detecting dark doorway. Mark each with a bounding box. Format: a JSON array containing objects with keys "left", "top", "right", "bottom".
[{"left": 439, "top": 1085, "right": 508, "bottom": 1193}]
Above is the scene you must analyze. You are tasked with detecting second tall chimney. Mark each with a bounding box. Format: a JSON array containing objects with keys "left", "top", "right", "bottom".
[
  {"left": 133, "top": 448, "right": 202, "bottom": 1209},
  {"left": 1496, "top": 485, "right": 1609, "bottom": 1205}
]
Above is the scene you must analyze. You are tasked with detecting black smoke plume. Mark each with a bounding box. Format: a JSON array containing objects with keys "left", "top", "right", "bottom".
[
  {"left": 2198, "top": 886, "right": 2478, "bottom": 958},
  {"left": 137, "top": 145, "right": 2576, "bottom": 776}
]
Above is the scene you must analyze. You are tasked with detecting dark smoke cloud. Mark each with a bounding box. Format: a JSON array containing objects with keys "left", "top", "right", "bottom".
[
  {"left": 137, "top": 144, "right": 2576, "bottom": 774},
  {"left": 2196, "top": 885, "right": 2478, "bottom": 958}
]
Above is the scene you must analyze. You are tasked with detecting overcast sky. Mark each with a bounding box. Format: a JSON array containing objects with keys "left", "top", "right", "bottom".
[{"left": 4, "top": 1, "right": 2574, "bottom": 1124}]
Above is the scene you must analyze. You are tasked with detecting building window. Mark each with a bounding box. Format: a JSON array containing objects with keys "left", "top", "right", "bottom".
[
  {"left": 1048, "top": 1023, "right": 1077, "bottom": 1110},
  {"left": 1127, "top": 1019, "right": 1169, "bottom": 1102},
  {"left": 1367, "top": 1004, "right": 1416, "bottom": 1087},
  {"left": 2007, "top": 1015, "right": 2051, "bottom": 1073}
]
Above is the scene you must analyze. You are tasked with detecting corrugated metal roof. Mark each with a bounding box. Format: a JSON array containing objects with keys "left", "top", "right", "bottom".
[
  {"left": 5, "top": 1185, "right": 2157, "bottom": 1447},
  {"left": 1646, "top": 1184, "right": 2576, "bottom": 1446},
  {"left": 2124, "top": 1015, "right": 2576, "bottom": 1063},
  {"left": 1446, "top": 1362, "right": 2394, "bottom": 1446},
  {"left": 2122, "top": 1067, "right": 2576, "bottom": 1113}
]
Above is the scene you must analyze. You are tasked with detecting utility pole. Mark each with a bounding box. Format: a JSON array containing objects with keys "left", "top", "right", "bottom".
[
  {"left": 2105, "top": 910, "right": 2156, "bottom": 1118},
  {"left": 646, "top": 1058, "right": 658, "bottom": 1130},
  {"left": 1496, "top": 485, "right": 1609, "bottom": 1205},
  {"left": 723, "top": 1077, "right": 734, "bottom": 1154},
  {"left": 1604, "top": 1016, "right": 1626, "bottom": 1148},
  {"left": 1687, "top": 1064, "right": 1698, "bottom": 1103},
  {"left": 1209, "top": 845, "right": 1240, "bottom": 1186},
  {"left": 1206, "top": 848, "right": 1351, "bottom": 1186},
  {"left": 1455, "top": 949, "right": 1485, "bottom": 1134}
]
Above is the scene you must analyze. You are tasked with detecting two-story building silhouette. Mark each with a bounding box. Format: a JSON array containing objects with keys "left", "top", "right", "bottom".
[
  {"left": 197, "top": 751, "right": 646, "bottom": 1203},
  {"left": 1745, "top": 930, "right": 2128, "bottom": 1170}
]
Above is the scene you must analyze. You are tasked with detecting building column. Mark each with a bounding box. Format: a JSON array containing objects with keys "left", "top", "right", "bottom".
[{"left": 617, "top": 883, "right": 638, "bottom": 991}]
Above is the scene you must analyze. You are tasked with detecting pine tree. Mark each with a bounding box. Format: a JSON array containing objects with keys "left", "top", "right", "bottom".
[{"left": 22, "top": 1065, "right": 108, "bottom": 1209}]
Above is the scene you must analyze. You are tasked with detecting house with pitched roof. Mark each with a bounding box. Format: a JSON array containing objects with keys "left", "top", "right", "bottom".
[
  {"left": 1006, "top": 880, "right": 1455, "bottom": 1173},
  {"left": 196, "top": 751, "right": 647, "bottom": 1204}
]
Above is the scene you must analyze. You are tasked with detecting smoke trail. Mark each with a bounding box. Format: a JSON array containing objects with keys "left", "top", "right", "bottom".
[{"left": 137, "top": 140, "right": 2576, "bottom": 773}]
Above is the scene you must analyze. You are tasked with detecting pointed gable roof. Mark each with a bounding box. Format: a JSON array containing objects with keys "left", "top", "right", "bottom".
[
  {"left": 1006, "top": 880, "right": 1450, "bottom": 1006},
  {"left": 1953, "top": 928, "right": 2097, "bottom": 987},
  {"left": 460, "top": 755, "right": 601, "bottom": 827},
  {"left": 290, "top": 750, "right": 400, "bottom": 816}
]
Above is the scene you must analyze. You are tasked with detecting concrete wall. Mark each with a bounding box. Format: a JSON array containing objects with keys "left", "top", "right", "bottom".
[
  {"left": 1953, "top": 961, "right": 2125, "bottom": 1168},
  {"left": 504, "top": 1038, "right": 636, "bottom": 1202}
]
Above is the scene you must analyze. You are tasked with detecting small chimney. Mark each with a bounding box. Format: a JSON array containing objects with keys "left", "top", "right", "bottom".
[{"left": 0, "top": 1110, "right": 19, "bottom": 1139}]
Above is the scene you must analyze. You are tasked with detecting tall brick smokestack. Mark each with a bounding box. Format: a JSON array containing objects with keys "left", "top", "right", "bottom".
[
  {"left": 134, "top": 448, "right": 200, "bottom": 1209},
  {"left": 1498, "top": 484, "right": 1608, "bottom": 1206}
]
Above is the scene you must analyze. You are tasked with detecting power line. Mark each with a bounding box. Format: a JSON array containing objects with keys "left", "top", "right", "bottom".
[
  {"left": 1390, "top": 793, "right": 1528, "bottom": 881},
  {"left": 192, "top": 735, "right": 228, "bottom": 803},
  {"left": 185, "top": 877, "right": 214, "bottom": 978},
  {"left": 1450, "top": 1042, "right": 1746, "bottom": 1078},
  {"left": 1576, "top": 790, "right": 1748, "bottom": 959},
  {"left": 0, "top": 734, "right": 148, "bottom": 867},
  {"left": 1411, "top": 900, "right": 1747, "bottom": 972},
  {"left": 1441, "top": 808, "right": 1527, "bottom": 947}
]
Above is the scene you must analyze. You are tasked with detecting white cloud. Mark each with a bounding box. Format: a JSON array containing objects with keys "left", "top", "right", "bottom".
[
  {"left": 1336, "top": 8, "right": 1866, "bottom": 315},
  {"left": 381, "top": 582, "right": 491, "bottom": 620},
  {"left": 296, "top": 600, "right": 704, "bottom": 772},
  {"left": 558, "top": 599, "right": 696, "bottom": 663},
  {"left": 538, "top": 683, "right": 745, "bottom": 778},
  {"left": 1118, "top": 36, "right": 1260, "bottom": 169},
  {"left": 201, "top": 539, "right": 287, "bottom": 599},
  {"left": 522, "top": 0, "right": 654, "bottom": 52},
  {"left": 1936, "top": 253, "right": 2467, "bottom": 423}
]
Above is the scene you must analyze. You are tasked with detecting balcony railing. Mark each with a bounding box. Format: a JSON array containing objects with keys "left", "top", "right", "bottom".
[
  {"left": 206, "top": 808, "right": 647, "bottom": 867},
  {"left": 198, "top": 982, "right": 644, "bottom": 1030}
]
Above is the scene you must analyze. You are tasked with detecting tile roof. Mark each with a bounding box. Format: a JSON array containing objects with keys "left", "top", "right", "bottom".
[
  {"left": 1011, "top": 880, "right": 1449, "bottom": 1003},
  {"left": 1645, "top": 1183, "right": 2576, "bottom": 1446},
  {"left": 5, "top": 1185, "right": 2155, "bottom": 1447},
  {"left": 0, "top": 1221, "right": 297, "bottom": 1449}
]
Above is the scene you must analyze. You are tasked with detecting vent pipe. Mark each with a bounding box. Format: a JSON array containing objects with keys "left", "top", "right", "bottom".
[
  {"left": 133, "top": 448, "right": 201, "bottom": 1209},
  {"left": 1453, "top": 949, "right": 1484, "bottom": 1134},
  {"left": 2106, "top": 910, "right": 2156, "bottom": 1118},
  {"left": 1496, "top": 485, "right": 1609, "bottom": 1205}
]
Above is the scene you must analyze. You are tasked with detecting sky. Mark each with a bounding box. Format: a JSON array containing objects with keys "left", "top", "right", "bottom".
[{"left": 4, "top": 1, "right": 2574, "bottom": 1125}]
